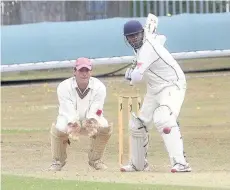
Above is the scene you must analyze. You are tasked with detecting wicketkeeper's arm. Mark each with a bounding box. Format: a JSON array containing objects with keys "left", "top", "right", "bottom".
[
  {"left": 86, "top": 85, "right": 106, "bottom": 122},
  {"left": 57, "top": 84, "right": 78, "bottom": 124}
]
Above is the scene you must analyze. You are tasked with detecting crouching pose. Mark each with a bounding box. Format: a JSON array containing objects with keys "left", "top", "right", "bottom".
[
  {"left": 120, "top": 16, "right": 191, "bottom": 173},
  {"left": 49, "top": 57, "right": 112, "bottom": 171}
]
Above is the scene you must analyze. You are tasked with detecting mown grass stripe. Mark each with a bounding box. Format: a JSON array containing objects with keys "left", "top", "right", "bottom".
[
  {"left": 1, "top": 128, "right": 49, "bottom": 134},
  {"left": 1, "top": 174, "right": 222, "bottom": 190}
]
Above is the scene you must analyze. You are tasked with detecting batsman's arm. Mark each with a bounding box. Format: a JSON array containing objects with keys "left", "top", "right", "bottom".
[
  {"left": 86, "top": 85, "right": 106, "bottom": 121},
  {"left": 154, "top": 34, "right": 166, "bottom": 46},
  {"left": 131, "top": 40, "right": 159, "bottom": 84},
  {"left": 57, "top": 84, "right": 78, "bottom": 124}
]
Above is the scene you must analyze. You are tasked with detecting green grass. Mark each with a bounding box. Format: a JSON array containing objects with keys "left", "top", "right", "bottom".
[
  {"left": 1, "top": 57, "right": 230, "bottom": 189},
  {"left": 1, "top": 64, "right": 129, "bottom": 81},
  {"left": 1, "top": 128, "right": 49, "bottom": 134},
  {"left": 1, "top": 174, "right": 220, "bottom": 190},
  {"left": 1, "top": 57, "right": 230, "bottom": 81}
]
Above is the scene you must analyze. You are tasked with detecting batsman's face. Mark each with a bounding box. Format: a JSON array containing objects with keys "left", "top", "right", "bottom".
[
  {"left": 126, "top": 31, "right": 144, "bottom": 49},
  {"left": 74, "top": 67, "right": 91, "bottom": 83}
]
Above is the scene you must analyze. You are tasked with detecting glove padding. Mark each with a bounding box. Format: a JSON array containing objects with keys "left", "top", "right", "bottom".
[
  {"left": 131, "top": 58, "right": 137, "bottom": 68},
  {"left": 67, "top": 121, "right": 81, "bottom": 141},
  {"left": 82, "top": 118, "right": 100, "bottom": 137},
  {"left": 125, "top": 58, "right": 137, "bottom": 82}
]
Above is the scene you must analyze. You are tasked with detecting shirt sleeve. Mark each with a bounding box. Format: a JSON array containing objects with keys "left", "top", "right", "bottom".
[
  {"left": 57, "top": 83, "right": 78, "bottom": 124},
  {"left": 87, "top": 85, "right": 106, "bottom": 120},
  {"left": 131, "top": 40, "right": 160, "bottom": 83},
  {"left": 137, "top": 40, "right": 160, "bottom": 74},
  {"left": 155, "top": 34, "right": 166, "bottom": 46}
]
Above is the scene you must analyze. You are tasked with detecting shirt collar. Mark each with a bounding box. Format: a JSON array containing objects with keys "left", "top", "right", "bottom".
[{"left": 72, "top": 77, "right": 94, "bottom": 90}]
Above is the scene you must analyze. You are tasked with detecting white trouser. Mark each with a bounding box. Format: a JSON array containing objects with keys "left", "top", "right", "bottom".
[
  {"left": 136, "top": 84, "right": 187, "bottom": 167},
  {"left": 139, "top": 85, "right": 186, "bottom": 129}
]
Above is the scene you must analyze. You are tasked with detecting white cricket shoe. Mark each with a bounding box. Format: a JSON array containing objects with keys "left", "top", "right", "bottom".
[
  {"left": 49, "top": 160, "right": 66, "bottom": 171},
  {"left": 120, "top": 162, "right": 150, "bottom": 172},
  {"left": 171, "top": 163, "right": 192, "bottom": 173},
  {"left": 89, "top": 160, "right": 108, "bottom": 170}
]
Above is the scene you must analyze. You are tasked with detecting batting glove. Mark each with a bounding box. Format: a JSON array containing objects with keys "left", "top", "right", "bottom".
[
  {"left": 125, "top": 67, "right": 134, "bottom": 81},
  {"left": 131, "top": 58, "right": 137, "bottom": 69}
]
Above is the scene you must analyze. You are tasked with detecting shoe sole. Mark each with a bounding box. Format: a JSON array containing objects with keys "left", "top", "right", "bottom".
[
  {"left": 120, "top": 167, "right": 150, "bottom": 172},
  {"left": 120, "top": 168, "right": 128, "bottom": 172},
  {"left": 89, "top": 163, "right": 108, "bottom": 170},
  {"left": 171, "top": 168, "right": 192, "bottom": 173},
  {"left": 120, "top": 167, "right": 137, "bottom": 172},
  {"left": 49, "top": 168, "right": 62, "bottom": 171},
  {"left": 49, "top": 162, "right": 66, "bottom": 172}
]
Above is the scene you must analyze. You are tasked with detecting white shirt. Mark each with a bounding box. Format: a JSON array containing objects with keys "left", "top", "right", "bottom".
[
  {"left": 149, "top": 33, "right": 167, "bottom": 46},
  {"left": 131, "top": 36, "right": 186, "bottom": 93},
  {"left": 56, "top": 77, "right": 107, "bottom": 126}
]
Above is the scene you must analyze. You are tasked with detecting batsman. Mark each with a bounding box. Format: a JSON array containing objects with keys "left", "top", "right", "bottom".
[
  {"left": 121, "top": 14, "right": 191, "bottom": 173},
  {"left": 49, "top": 57, "right": 112, "bottom": 171}
]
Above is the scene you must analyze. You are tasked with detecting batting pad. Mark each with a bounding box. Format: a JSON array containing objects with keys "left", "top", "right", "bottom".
[
  {"left": 50, "top": 124, "right": 69, "bottom": 163},
  {"left": 88, "top": 125, "right": 112, "bottom": 163},
  {"left": 129, "top": 113, "right": 149, "bottom": 171},
  {"left": 161, "top": 126, "right": 186, "bottom": 166},
  {"left": 153, "top": 105, "right": 178, "bottom": 132}
]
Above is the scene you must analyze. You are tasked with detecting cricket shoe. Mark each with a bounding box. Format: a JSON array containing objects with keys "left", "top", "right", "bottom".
[
  {"left": 171, "top": 163, "right": 192, "bottom": 173},
  {"left": 89, "top": 160, "right": 108, "bottom": 170},
  {"left": 120, "top": 162, "right": 150, "bottom": 172},
  {"left": 49, "top": 160, "right": 66, "bottom": 171}
]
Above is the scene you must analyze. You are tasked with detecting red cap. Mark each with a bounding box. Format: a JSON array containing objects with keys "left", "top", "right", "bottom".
[{"left": 75, "top": 57, "right": 92, "bottom": 70}]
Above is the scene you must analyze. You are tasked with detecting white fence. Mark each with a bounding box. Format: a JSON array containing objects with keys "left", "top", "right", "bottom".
[
  {"left": 134, "top": 0, "right": 230, "bottom": 17},
  {"left": 1, "top": 50, "right": 230, "bottom": 73}
]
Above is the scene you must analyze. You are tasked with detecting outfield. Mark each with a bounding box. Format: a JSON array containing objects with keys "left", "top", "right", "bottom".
[
  {"left": 2, "top": 174, "right": 227, "bottom": 190},
  {"left": 1, "top": 58, "right": 230, "bottom": 189}
]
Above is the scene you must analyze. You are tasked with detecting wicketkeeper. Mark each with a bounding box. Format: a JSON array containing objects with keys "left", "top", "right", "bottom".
[{"left": 49, "top": 57, "right": 112, "bottom": 171}]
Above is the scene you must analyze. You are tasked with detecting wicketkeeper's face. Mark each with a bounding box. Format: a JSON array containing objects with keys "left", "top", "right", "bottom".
[{"left": 74, "top": 67, "right": 91, "bottom": 83}]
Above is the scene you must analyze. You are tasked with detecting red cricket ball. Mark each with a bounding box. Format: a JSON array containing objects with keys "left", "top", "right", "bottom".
[{"left": 163, "top": 127, "right": 171, "bottom": 134}]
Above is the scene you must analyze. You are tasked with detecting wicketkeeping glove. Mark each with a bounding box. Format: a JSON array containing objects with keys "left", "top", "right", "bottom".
[{"left": 82, "top": 118, "right": 100, "bottom": 137}]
